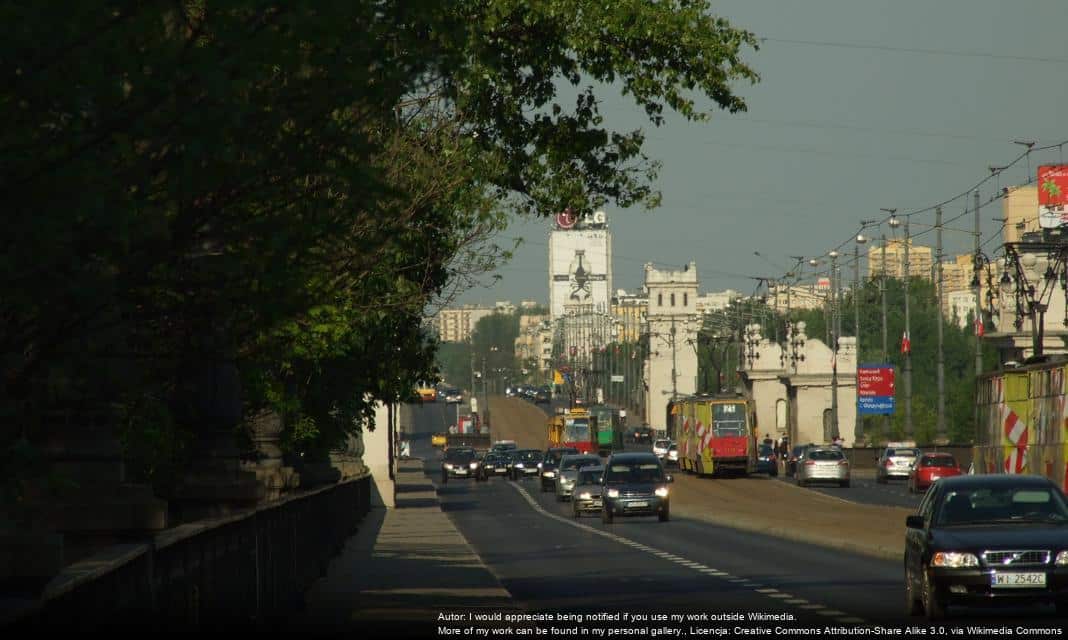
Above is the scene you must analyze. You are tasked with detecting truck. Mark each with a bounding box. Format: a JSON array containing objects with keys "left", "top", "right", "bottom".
[
  {"left": 546, "top": 407, "right": 596, "bottom": 454},
  {"left": 445, "top": 413, "right": 491, "bottom": 450},
  {"left": 589, "top": 404, "right": 625, "bottom": 456}
]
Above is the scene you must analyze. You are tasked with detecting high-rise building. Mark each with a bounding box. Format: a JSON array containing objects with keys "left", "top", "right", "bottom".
[
  {"left": 610, "top": 289, "right": 647, "bottom": 342},
  {"left": 644, "top": 262, "right": 699, "bottom": 428},
  {"left": 549, "top": 210, "right": 612, "bottom": 319},
  {"left": 436, "top": 305, "right": 495, "bottom": 343},
  {"left": 867, "top": 238, "right": 933, "bottom": 281},
  {"left": 1002, "top": 184, "right": 1039, "bottom": 244}
]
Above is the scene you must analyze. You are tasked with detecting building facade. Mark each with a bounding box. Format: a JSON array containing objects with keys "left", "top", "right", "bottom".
[
  {"left": 548, "top": 211, "right": 612, "bottom": 320},
  {"left": 436, "top": 305, "right": 495, "bottom": 343},
  {"left": 867, "top": 238, "right": 933, "bottom": 281},
  {"left": 610, "top": 289, "right": 647, "bottom": 342},
  {"left": 644, "top": 262, "right": 700, "bottom": 429}
]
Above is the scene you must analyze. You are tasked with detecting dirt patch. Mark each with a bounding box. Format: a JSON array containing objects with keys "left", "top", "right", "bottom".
[{"left": 487, "top": 396, "right": 551, "bottom": 449}]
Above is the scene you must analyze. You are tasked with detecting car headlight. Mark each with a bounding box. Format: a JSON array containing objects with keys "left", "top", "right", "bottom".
[
  {"left": 470, "top": 462, "right": 479, "bottom": 469},
  {"left": 931, "top": 552, "right": 979, "bottom": 568},
  {"left": 537, "top": 462, "right": 543, "bottom": 469},
  {"left": 606, "top": 488, "right": 620, "bottom": 498},
  {"left": 654, "top": 487, "right": 669, "bottom": 497},
  {"left": 515, "top": 463, "right": 524, "bottom": 468},
  {"left": 578, "top": 492, "right": 593, "bottom": 500},
  {"left": 1056, "top": 551, "right": 1068, "bottom": 566},
  {"left": 543, "top": 471, "right": 555, "bottom": 478}
]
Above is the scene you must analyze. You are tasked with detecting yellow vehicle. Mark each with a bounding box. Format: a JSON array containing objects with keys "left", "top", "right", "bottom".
[
  {"left": 431, "top": 433, "right": 447, "bottom": 448},
  {"left": 416, "top": 382, "right": 438, "bottom": 402},
  {"left": 547, "top": 414, "right": 566, "bottom": 447},
  {"left": 677, "top": 393, "right": 757, "bottom": 477},
  {"left": 546, "top": 408, "right": 596, "bottom": 454}
]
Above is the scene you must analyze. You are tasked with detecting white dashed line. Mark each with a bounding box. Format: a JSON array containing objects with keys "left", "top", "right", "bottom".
[{"left": 507, "top": 481, "right": 867, "bottom": 625}]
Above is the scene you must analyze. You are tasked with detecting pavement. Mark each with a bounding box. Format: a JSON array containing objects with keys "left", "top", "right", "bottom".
[{"left": 296, "top": 458, "right": 518, "bottom": 634}]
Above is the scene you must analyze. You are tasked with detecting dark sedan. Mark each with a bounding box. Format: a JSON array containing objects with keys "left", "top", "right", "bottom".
[
  {"left": 440, "top": 447, "right": 478, "bottom": 483},
  {"left": 539, "top": 447, "right": 579, "bottom": 492},
  {"left": 756, "top": 443, "right": 779, "bottom": 477},
  {"left": 629, "top": 426, "right": 654, "bottom": 444},
  {"left": 601, "top": 452, "right": 673, "bottom": 523},
  {"left": 904, "top": 474, "right": 1068, "bottom": 620},
  {"left": 509, "top": 449, "right": 543, "bottom": 480},
  {"left": 479, "top": 452, "right": 511, "bottom": 480}
]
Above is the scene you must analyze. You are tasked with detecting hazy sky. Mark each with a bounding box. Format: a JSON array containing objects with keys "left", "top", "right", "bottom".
[{"left": 456, "top": 0, "right": 1068, "bottom": 307}]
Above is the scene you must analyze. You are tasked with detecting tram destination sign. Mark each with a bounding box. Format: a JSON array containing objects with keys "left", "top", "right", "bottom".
[{"left": 857, "top": 364, "right": 895, "bottom": 415}]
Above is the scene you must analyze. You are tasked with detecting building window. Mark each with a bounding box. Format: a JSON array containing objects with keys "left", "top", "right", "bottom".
[
  {"left": 683, "top": 293, "right": 688, "bottom": 307},
  {"left": 670, "top": 293, "right": 675, "bottom": 307},
  {"left": 658, "top": 293, "right": 663, "bottom": 306}
]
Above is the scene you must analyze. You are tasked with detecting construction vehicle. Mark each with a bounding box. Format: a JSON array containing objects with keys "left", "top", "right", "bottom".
[{"left": 445, "top": 413, "right": 490, "bottom": 450}]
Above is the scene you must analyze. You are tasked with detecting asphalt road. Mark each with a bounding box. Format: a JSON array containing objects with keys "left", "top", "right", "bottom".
[
  {"left": 774, "top": 470, "right": 924, "bottom": 510},
  {"left": 403, "top": 402, "right": 1066, "bottom": 628}
]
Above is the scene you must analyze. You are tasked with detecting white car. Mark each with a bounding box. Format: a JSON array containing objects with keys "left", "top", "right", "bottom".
[
  {"left": 652, "top": 438, "right": 672, "bottom": 459},
  {"left": 666, "top": 443, "right": 679, "bottom": 467}
]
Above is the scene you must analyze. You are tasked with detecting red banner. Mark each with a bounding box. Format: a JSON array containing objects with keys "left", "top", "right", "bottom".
[
  {"left": 857, "top": 366, "right": 895, "bottom": 397},
  {"left": 1039, "top": 165, "right": 1068, "bottom": 206}
]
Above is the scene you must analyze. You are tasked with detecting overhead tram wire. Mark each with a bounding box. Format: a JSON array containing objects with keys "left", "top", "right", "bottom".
[{"left": 759, "top": 37, "right": 1068, "bottom": 65}]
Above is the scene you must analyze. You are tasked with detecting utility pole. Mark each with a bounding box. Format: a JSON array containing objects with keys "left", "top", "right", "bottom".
[
  {"left": 829, "top": 250, "right": 840, "bottom": 440},
  {"left": 936, "top": 206, "right": 946, "bottom": 443},
  {"left": 973, "top": 190, "right": 983, "bottom": 444},
  {"left": 671, "top": 316, "right": 679, "bottom": 404},
  {"left": 880, "top": 234, "right": 889, "bottom": 440},
  {"left": 854, "top": 231, "right": 868, "bottom": 441},
  {"left": 903, "top": 216, "right": 913, "bottom": 439}
]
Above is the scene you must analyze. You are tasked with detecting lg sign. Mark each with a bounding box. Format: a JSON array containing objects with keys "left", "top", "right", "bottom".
[{"left": 555, "top": 208, "right": 607, "bottom": 230}]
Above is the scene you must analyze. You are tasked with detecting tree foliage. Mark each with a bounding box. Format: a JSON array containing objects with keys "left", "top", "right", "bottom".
[{"left": 2, "top": 1, "right": 759, "bottom": 493}]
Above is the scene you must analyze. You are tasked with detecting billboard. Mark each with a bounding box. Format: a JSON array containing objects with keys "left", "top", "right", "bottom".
[
  {"left": 549, "top": 226, "right": 612, "bottom": 319},
  {"left": 1038, "top": 165, "right": 1068, "bottom": 229},
  {"left": 857, "top": 364, "right": 895, "bottom": 415}
]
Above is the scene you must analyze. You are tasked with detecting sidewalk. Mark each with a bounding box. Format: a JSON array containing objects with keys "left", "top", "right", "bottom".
[{"left": 295, "top": 459, "right": 518, "bottom": 633}]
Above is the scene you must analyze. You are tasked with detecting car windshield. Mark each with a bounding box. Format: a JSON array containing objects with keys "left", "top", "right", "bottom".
[
  {"left": 578, "top": 469, "right": 603, "bottom": 484},
  {"left": 668, "top": 444, "right": 677, "bottom": 451},
  {"left": 759, "top": 444, "right": 774, "bottom": 456},
  {"left": 545, "top": 449, "right": 578, "bottom": 465},
  {"left": 921, "top": 455, "right": 956, "bottom": 468},
  {"left": 444, "top": 450, "right": 475, "bottom": 463},
  {"left": 561, "top": 456, "right": 598, "bottom": 470},
  {"left": 888, "top": 448, "right": 918, "bottom": 458},
  {"left": 519, "top": 451, "right": 541, "bottom": 462},
  {"left": 605, "top": 461, "right": 664, "bottom": 484},
  {"left": 791, "top": 446, "right": 806, "bottom": 456},
  {"left": 564, "top": 419, "right": 590, "bottom": 442},
  {"left": 808, "top": 449, "right": 844, "bottom": 461},
  {"left": 654, "top": 439, "right": 670, "bottom": 448},
  {"left": 712, "top": 403, "right": 746, "bottom": 436},
  {"left": 935, "top": 486, "right": 1068, "bottom": 525}
]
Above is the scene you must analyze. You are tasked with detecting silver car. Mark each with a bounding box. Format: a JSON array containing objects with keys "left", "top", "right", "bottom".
[
  {"left": 555, "top": 454, "right": 602, "bottom": 501},
  {"left": 571, "top": 466, "right": 605, "bottom": 517},
  {"left": 876, "top": 445, "right": 919, "bottom": 483},
  {"left": 795, "top": 446, "right": 850, "bottom": 488},
  {"left": 652, "top": 438, "right": 671, "bottom": 459}
]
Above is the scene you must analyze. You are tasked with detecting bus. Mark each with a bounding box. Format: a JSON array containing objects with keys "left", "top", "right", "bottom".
[
  {"left": 677, "top": 393, "right": 757, "bottom": 477},
  {"left": 589, "top": 404, "right": 624, "bottom": 455},
  {"left": 975, "top": 359, "right": 1068, "bottom": 490},
  {"left": 547, "top": 408, "right": 596, "bottom": 454}
]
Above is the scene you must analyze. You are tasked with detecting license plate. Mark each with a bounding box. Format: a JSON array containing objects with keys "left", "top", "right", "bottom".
[
  {"left": 456, "top": 469, "right": 467, "bottom": 474},
  {"left": 992, "top": 572, "right": 1046, "bottom": 588},
  {"left": 627, "top": 501, "right": 649, "bottom": 508}
]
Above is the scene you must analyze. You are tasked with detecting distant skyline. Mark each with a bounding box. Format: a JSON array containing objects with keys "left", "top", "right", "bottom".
[{"left": 454, "top": 0, "right": 1068, "bottom": 307}]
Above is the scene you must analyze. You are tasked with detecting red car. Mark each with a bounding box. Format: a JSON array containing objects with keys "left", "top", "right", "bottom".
[{"left": 907, "top": 452, "right": 962, "bottom": 494}]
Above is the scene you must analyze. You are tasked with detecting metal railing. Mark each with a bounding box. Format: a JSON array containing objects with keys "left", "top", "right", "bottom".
[{"left": 6, "top": 474, "right": 371, "bottom": 630}]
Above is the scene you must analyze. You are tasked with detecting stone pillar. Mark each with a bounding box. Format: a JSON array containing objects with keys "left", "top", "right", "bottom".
[
  {"left": 1, "top": 410, "right": 168, "bottom": 593},
  {"left": 242, "top": 410, "right": 300, "bottom": 500},
  {"left": 170, "top": 356, "right": 265, "bottom": 522}
]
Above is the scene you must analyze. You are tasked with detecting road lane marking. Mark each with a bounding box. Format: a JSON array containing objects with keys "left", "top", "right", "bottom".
[{"left": 508, "top": 480, "right": 868, "bottom": 625}]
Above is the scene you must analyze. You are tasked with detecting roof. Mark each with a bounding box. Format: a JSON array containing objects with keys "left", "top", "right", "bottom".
[
  {"left": 606, "top": 452, "right": 660, "bottom": 463},
  {"left": 937, "top": 474, "right": 1055, "bottom": 489}
]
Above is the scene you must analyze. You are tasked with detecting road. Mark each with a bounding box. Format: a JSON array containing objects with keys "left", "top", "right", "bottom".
[
  {"left": 403, "top": 401, "right": 1066, "bottom": 627},
  {"left": 774, "top": 471, "right": 924, "bottom": 510}
]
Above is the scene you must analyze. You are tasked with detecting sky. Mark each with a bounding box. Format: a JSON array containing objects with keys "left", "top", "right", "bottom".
[{"left": 455, "top": 0, "right": 1068, "bottom": 307}]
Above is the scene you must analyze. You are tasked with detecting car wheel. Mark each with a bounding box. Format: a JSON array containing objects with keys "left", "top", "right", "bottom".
[
  {"left": 658, "top": 506, "right": 670, "bottom": 522},
  {"left": 555, "top": 493, "right": 563, "bottom": 502},
  {"left": 572, "top": 503, "right": 580, "bottom": 519},
  {"left": 797, "top": 477, "right": 806, "bottom": 488},
  {"left": 840, "top": 480, "right": 850, "bottom": 488},
  {"left": 877, "top": 473, "right": 887, "bottom": 484},
  {"left": 602, "top": 507, "right": 613, "bottom": 524},
  {"left": 922, "top": 568, "right": 946, "bottom": 620},
  {"left": 442, "top": 473, "right": 448, "bottom": 484},
  {"left": 904, "top": 563, "right": 923, "bottom": 617}
]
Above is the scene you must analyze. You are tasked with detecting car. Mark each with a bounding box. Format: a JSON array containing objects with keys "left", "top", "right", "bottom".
[
  {"left": 904, "top": 474, "right": 1068, "bottom": 620},
  {"left": 795, "top": 446, "right": 849, "bottom": 487},
  {"left": 431, "top": 432, "right": 447, "bottom": 448},
  {"left": 756, "top": 443, "right": 779, "bottom": 477},
  {"left": 479, "top": 452, "right": 512, "bottom": 480},
  {"left": 509, "top": 449, "right": 543, "bottom": 480},
  {"left": 601, "top": 452, "right": 673, "bottom": 523},
  {"left": 417, "top": 383, "right": 438, "bottom": 402},
  {"left": 443, "top": 388, "right": 463, "bottom": 404},
  {"left": 534, "top": 387, "right": 551, "bottom": 404},
  {"left": 539, "top": 447, "right": 580, "bottom": 492},
  {"left": 441, "top": 447, "right": 478, "bottom": 483},
  {"left": 665, "top": 443, "right": 679, "bottom": 467},
  {"left": 491, "top": 439, "right": 517, "bottom": 452},
  {"left": 786, "top": 444, "right": 812, "bottom": 477},
  {"left": 877, "top": 442, "right": 920, "bottom": 483},
  {"left": 652, "top": 438, "right": 672, "bottom": 459},
  {"left": 908, "top": 453, "right": 963, "bottom": 494},
  {"left": 554, "top": 454, "right": 602, "bottom": 501},
  {"left": 571, "top": 466, "right": 605, "bottom": 518},
  {"left": 630, "top": 425, "right": 654, "bottom": 444}
]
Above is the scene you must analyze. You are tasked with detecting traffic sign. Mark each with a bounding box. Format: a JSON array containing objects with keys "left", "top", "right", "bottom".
[{"left": 857, "top": 364, "right": 895, "bottom": 415}]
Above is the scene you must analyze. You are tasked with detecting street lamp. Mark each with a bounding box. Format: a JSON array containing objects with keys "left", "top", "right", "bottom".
[{"left": 828, "top": 249, "right": 840, "bottom": 441}]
